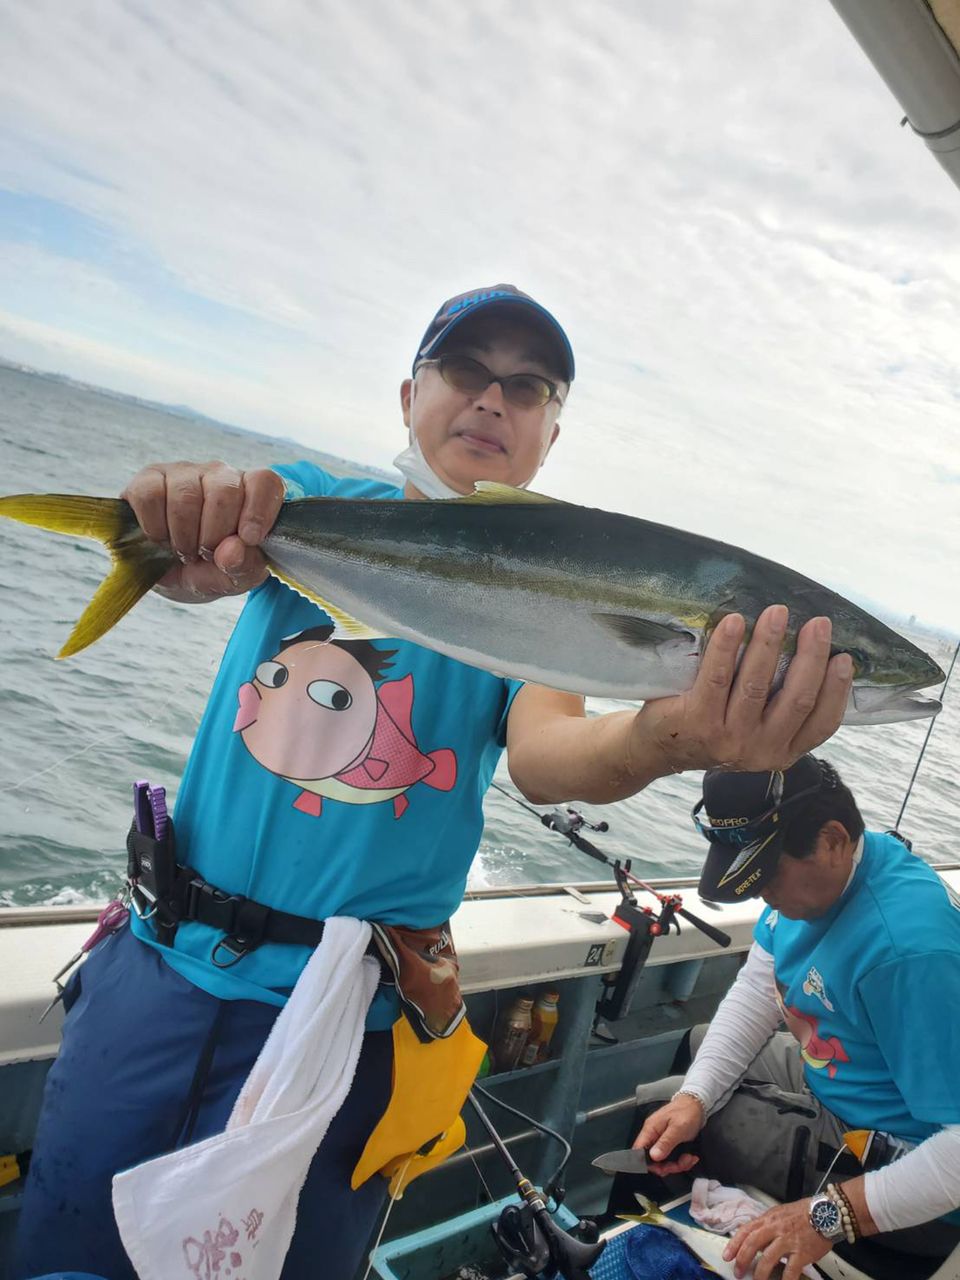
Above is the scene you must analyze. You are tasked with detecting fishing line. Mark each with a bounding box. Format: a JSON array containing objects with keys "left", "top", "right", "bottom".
[
  {"left": 360, "top": 1155, "right": 413, "bottom": 1280},
  {"left": 896, "top": 637, "right": 960, "bottom": 832},
  {"left": 466, "top": 1142, "right": 497, "bottom": 1206},
  {"left": 472, "top": 1082, "right": 572, "bottom": 1204},
  {"left": 490, "top": 777, "right": 553, "bottom": 823},
  {"left": 0, "top": 663, "right": 208, "bottom": 797}
]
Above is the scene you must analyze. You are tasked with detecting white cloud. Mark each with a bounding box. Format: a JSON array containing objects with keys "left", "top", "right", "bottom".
[{"left": 0, "top": 0, "right": 958, "bottom": 626}]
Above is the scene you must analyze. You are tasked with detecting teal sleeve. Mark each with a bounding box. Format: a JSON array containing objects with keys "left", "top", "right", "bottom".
[
  {"left": 496, "top": 679, "right": 525, "bottom": 747},
  {"left": 859, "top": 952, "right": 960, "bottom": 1125},
  {"left": 270, "top": 462, "right": 336, "bottom": 499}
]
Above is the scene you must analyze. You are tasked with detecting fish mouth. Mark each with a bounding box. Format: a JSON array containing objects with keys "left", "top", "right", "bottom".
[
  {"left": 234, "top": 681, "right": 262, "bottom": 732},
  {"left": 845, "top": 685, "right": 942, "bottom": 726}
]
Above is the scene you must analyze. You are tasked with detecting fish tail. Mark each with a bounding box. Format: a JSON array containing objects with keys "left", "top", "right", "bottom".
[
  {"left": 0, "top": 493, "right": 175, "bottom": 657},
  {"left": 623, "top": 1194, "right": 665, "bottom": 1227}
]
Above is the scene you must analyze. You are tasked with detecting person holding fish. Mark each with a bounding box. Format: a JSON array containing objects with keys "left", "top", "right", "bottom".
[
  {"left": 629, "top": 757, "right": 960, "bottom": 1279},
  {"left": 10, "top": 285, "right": 864, "bottom": 1280}
]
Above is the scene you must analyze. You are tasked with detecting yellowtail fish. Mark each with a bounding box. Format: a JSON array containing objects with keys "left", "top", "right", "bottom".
[{"left": 0, "top": 485, "right": 944, "bottom": 725}]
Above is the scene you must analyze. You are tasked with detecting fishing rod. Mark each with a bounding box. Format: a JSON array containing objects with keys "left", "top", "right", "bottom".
[
  {"left": 468, "top": 1088, "right": 605, "bottom": 1279},
  {"left": 489, "top": 781, "right": 731, "bottom": 949},
  {"left": 896, "top": 636, "right": 959, "bottom": 832},
  {"left": 489, "top": 781, "right": 730, "bottom": 1024}
]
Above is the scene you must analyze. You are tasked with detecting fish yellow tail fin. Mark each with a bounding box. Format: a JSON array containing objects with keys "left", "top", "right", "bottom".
[
  {"left": 622, "top": 1194, "right": 665, "bottom": 1227},
  {"left": 0, "top": 493, "right": 175, "bottom": 657}
]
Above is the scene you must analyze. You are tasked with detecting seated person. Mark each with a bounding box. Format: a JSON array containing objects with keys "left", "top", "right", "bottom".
[{"left": 631, "top": 756, "right": 960, "bottom": 1278}]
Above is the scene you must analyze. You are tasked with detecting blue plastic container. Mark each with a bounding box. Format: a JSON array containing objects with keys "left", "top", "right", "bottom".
[{"left": 369, "top": 1194, "right": 581, "bottom": 1280}]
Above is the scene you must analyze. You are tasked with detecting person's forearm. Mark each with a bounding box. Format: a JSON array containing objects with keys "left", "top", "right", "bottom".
[
  {"left": 508, "top": 709, "right": 666, "bottom": 805},
  {"left": 681, "top": 944, "right": 782, "bottom": 1114},
  {"left": 853, "top": 1126, "right": 960, "bottom": 1234}
]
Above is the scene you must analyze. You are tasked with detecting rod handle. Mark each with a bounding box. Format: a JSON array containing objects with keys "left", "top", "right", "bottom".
[{"left": 677, "top": 906, "right": 731, "bottom": 948}]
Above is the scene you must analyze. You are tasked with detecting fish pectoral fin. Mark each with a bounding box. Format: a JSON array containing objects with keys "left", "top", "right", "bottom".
[
  {"left": 454, "top": 482, "right": 561, "bottom": 505},
  {"left": 593, "top": 613, "right": 696, "bottom": 648},
  {"left": 267, "top": 567, "right": 386, "bottom": 639},
  {"left": 0, "top": 493, "right": 175, "bottom": 657}
]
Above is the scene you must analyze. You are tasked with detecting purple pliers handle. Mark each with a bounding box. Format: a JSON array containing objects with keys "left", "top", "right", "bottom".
[{"left": 133, "top": 778, "right": 168, "bottom": 841}]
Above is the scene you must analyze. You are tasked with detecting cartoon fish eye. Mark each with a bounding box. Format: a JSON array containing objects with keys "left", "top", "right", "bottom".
[
  {"left": 307, "top": 680, "right": 353, "bottom": 711},
  {"left": 255, "top": 661, "right": 289, "bottom": 689}
]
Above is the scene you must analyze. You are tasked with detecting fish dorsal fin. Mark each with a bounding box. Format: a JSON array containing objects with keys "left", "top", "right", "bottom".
[
  {"left": 593, "top": 613, "right": 696, "bottom": 648},
  {"left": 268, "top": 567, "right": 386, "bottom": 640},
  {"left": 455, "top": 482, "right": 560, "bottom": 505},
  {"left": 377, "top": 674, "right": 415, "bottom": 736}
]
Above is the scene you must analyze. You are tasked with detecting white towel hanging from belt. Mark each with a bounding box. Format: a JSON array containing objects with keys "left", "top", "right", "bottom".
[{"left": 113, "top": 916, "right": 379, "bottom": 1280}]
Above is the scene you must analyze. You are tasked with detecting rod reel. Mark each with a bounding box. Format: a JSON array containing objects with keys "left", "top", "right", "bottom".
[
  {"left": 468, "top": 1090, "right": 605, "bottom": 1280},
  {"left": 491, "top": 1196, "right": 604, "bottom": 1280}
]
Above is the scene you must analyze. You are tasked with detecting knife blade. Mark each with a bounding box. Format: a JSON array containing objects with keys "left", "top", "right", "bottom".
[{"left": 592, "top": 1148, "right": 649, "bottom": 1176}]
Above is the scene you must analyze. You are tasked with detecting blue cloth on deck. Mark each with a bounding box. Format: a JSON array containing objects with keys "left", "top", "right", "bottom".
[{"left": 587, "top": 1223, "right": 713, "bottom": 1279}]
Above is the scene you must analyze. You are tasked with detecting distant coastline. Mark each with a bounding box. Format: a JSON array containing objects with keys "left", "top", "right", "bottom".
[{"left": 0, "top": 354, "right": 398, "bottom": 487}]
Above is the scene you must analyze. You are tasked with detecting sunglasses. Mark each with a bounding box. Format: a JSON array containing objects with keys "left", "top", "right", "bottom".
[
  {"left": 415, "top": 353, "right": 564, "bottom": 409},
  {"left": 691, "top": 779, "right": 825, "bottom": 850}
]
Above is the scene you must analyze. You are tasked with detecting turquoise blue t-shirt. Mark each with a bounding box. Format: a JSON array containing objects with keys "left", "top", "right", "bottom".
[
  {"left": 131, "top": 464, "right": 521, "bottom": 1025},
  {"left": 754, "top": 830, "right": 960, "bottom": 1141}
]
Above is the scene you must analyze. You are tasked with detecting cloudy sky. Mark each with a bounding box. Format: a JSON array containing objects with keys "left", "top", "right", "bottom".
[{"left": 2, "top": 0, "right": 959, "bottom": 631}]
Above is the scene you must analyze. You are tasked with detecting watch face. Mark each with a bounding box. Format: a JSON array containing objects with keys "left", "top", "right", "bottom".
[{"left": 810, "top": 1197, "right": 843, "bottom": 1238}]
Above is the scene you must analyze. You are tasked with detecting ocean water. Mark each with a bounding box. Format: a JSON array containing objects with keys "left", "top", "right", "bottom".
[{"left": 0, "top": 364, "right": 957, "bottom": 910}]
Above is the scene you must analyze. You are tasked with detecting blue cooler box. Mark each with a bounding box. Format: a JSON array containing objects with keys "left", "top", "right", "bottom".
[{"left": 369, "top": 1194, "right": 581, "bottom": 1280}]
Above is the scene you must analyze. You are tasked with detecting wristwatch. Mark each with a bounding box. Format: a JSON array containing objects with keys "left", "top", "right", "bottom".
[{"left": 808, "top": 1194, "right": 845, "bottom": 1243}]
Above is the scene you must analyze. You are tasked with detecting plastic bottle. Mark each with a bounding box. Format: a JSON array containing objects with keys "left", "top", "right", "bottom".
[
  {"left": 492, "top": 996, "right": 533, "bottom": 1072},
  {"left": 520, "top": 991, "right": 560, "bottom": 1066}
]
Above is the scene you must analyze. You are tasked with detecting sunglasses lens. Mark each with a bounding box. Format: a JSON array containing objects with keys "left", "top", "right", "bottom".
[
  {"left": 711, "top": 826, "right": 762, "bottom": 849},
  {"left": 693, "top": 808, "right": 770, "bottom": 848},
  {"left": 438, "top": 355, "right": 490, "bottom": 395},
  {"left": 437, "top": 356, "right": 553, "bottom": 408},
  {"left": 503, "top": 374, "right": 552, "bottom": 408}
]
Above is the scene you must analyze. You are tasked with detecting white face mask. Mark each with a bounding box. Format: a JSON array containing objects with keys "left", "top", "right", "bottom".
[
  {"left": 392, "top": 432, "right": 464, "bottom": 500},
  {"left": 392, "top": 429, "right": 537, "bottom": 499}
]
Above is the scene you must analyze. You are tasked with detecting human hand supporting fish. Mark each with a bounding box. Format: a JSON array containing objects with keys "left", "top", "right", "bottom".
[
  {"left": 634, "top": 607, "right": 853, "bottom": 776},
  {"left": 506, "top": 608, "right": 852, "bottom": 804},
  {"left": 121, "top": 461, "right": 285, "bottom": 600},
  {"left": 722, "top": 1197, "right": 846, "bottom": 1280}
]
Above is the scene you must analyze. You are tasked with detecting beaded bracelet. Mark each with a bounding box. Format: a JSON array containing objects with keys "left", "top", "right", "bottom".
[
  {"left": 826, "top": 1182, "right": 860, "bottom": 1244},
  {"left": 835, "top": 1182, "right": 863, "bottom": 1242}
]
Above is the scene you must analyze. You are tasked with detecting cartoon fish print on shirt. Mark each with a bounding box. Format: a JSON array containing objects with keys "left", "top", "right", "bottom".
[
  {"left": 233, "top": 626, "right": 457, "bottom": 819},
  {"left": 775, "top": 984, "right": 850, "bottom": 1079}
]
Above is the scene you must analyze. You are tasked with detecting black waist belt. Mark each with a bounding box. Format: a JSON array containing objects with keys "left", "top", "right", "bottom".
[{"left": 127, "top": 821, "right": 326, "bottom": 967}]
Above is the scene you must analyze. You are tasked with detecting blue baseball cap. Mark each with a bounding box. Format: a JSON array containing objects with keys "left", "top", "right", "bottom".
[{"left": 414, "top": 284, "right": 575, "bottom": 382}]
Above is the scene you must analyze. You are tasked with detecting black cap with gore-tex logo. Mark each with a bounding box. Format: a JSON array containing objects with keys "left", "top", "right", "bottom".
[{"left": 694, "top": 755, "right": 833, "bottom": 903}]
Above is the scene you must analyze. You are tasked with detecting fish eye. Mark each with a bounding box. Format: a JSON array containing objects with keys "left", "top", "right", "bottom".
[
  {"left": 307, "top": 680, "right": 353, "bottom": 711},
  {"left": 255, "top": 661, "right": 288, "bottom": 689}
]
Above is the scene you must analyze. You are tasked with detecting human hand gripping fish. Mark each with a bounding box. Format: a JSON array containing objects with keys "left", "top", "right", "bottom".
[
  {"left": 0, "top": 462, "right": 943, "bottom": 765},
  {"left": 121, "top": 460, "right": 286, "bottom": 601}
]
